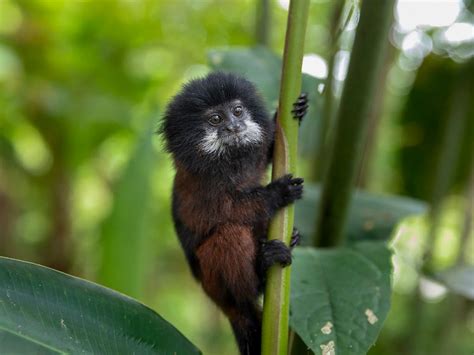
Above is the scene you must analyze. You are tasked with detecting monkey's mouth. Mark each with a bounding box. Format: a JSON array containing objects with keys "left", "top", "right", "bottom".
[
  {"left": 199, "top": 122, "right": 263, "bottom": 156},
  {"left": 220, "top": 130, "right": 251, "bottom": 145},
  {"left": 220, "top": 120, "right": 263, "bottom": 147}
]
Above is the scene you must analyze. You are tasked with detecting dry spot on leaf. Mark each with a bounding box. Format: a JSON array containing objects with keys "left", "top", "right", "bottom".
[
  {"left": 320, "top": 340, "right": 335, "bottom": 355},
  {"left": 321, "top": 321, "right": 333, "bottom": 335},
  {"left": 363, "top": 220, "right": 375, "bottom": 231},
  {"left": 365, "top": 309, "right": 378, "bottom": 324}
]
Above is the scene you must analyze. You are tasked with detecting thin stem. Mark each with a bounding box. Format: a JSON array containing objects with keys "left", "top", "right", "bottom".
[
  {"left": 261, "top": 0, "right": 310, "bottom": 354},
  {"left": 314, "top": 0, "right": 395, "bottom": 247}
]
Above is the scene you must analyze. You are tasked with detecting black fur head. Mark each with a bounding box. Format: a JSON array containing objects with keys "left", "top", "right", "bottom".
[{"left": 161, "top": 72, "right": 273, "bottom": 175}]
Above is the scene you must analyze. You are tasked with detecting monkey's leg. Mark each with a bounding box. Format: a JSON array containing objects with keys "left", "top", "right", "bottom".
[
  {"left": 196, "top": 224, "right": 262, "bottom": 355},
  {"left": 260, "top": 239, "right": 292, "bottom": 273},
  {"left": 256, "top": 228, "right": 301, "bottom": 291}
]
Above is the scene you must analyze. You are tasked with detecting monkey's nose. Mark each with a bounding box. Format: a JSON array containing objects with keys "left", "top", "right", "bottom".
[{"left": 226, "top": 123, "right": 242, "bottom": 133}]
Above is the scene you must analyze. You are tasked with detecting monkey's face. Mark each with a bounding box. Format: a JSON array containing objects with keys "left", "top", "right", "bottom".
[
  {"left": 199, "top": 100, "right": 263, "bottom": 156},
  {"left": 162, "top": 72, "right": 273, "bottom": 170}
]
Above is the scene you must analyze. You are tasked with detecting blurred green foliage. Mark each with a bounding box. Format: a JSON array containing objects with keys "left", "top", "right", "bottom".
[
  {"left": 0, "top": 1, "right": 472, "bottom": 354},
  {"left": 398, "top": 56, "right": 474, "bottom": 200}
]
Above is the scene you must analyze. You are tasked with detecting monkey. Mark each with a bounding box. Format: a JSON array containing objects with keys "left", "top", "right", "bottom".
[{"left": 160, "top": 72, "right": 308, "bottom": 355}]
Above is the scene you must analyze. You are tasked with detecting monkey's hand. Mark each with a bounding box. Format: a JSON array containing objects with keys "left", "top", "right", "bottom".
[
  {"left": 267, "top": 174, "right": 304, "bottom": 209},
  {"left": 292, "top": 93, "right": 308, "bottom": 125}
]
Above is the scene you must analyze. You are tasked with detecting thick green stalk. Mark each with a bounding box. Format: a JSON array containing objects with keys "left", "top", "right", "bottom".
[
  {"left": 255, "top": 0, "right": 271, "bottom": 47},
  {"left": 314, "top": 0, "right": 395, "bottom": 247},
  {"left": 261, "top": 1, "right": 310, "bottom": 354},
  {"left": 311, "top": 0, "right": 344, "bottom": 182}
]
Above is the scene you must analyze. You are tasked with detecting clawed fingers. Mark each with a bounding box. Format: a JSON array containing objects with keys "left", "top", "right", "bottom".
[
  {"left": 292, "top": 92, "right": 309, "bottom": 124},
  {"left": 290, "top": 177, "right": 304, "bottom": 185},
  {"left": 261, "top": 240, "right": 292, "bottom": 268},
  {"left": 290, "top": 227, "right": 301, "bottom": 248}
]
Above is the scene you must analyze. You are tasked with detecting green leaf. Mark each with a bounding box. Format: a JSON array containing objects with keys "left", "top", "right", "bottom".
[
  {"left": 296, "top": 184, "right": 427, "bottom": 244},
  {"left": 207, "top": 46, "right": 323, "bottom": 156},
  {"left": 98, "top": 120, "right": 156, "bottom": 298},
  {"left": 208, "top": 46, "right": 282, "bottom": 107},
  {"left": 290, "top": 242, "right": 392, "bottom": 355},
  {"left": 0, "top": 330, "right": 56, "bottom": 354},
  {"left": 0, "top": 257, "right": 201, "bottom": 354},
  {"left": 435, "top": 264, "right": 474, "bottom": 300}
]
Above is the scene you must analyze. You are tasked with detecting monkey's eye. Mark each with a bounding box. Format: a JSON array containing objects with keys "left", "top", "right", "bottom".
[
  {"left": 233, "top": 106, "right": 243, "bottom": 117},
  {"left": 208, "top": 114, "right": 223, "bottom": 126}
]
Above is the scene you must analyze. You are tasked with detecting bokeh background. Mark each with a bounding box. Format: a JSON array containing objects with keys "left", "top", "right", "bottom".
[{"left": 0, "top": 0, "right": 473, "bottom": 354}]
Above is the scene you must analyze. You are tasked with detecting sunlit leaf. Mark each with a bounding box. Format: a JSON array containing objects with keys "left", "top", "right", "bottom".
[
  {"left": 435, "top": 264, "right": 474, "bottom": 300},
  {"left": 290, "top": 242, "right": 392, "bottom": 355},
  {"left": 0, "top": 257, "right": 201, "bottom": 354}
]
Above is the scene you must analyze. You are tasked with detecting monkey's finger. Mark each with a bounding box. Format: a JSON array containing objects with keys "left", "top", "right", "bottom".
[
  {"left": 290, "top": 177, "right": 304, "bottom": 185},
  {"left": 289, "top": 186, "right": 303, "bottom": 199},
  {"left": 290, "top": 228, "right": 301, "bottom": 248},
  {"left": 294, "top": 99, "right": 308, "bottom": 107},
  {"left": 291, "top": 104, "right": 309, "bottom": 114},
  {"left": 291, "top": 183, "right": 304, "bottom": 192}
]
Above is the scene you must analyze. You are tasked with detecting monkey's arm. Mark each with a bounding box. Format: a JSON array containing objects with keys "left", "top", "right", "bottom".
[
  {"left": 172, "top": 200, "right": 202, "bottom": 279},
  {"left": 233, "top": 174, "right": 303, "bottom": 224},
  {"left": 267, "top": 92, "right": 309, "bottom": 163}
]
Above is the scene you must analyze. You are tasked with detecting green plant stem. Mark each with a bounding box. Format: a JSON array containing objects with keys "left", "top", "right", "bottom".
[
  {"left": 409, "top": 63, "right": 473, "bottom": 353},
  {"left": 255, "top": 0, "right": 271, "bottom": 47},
  {"left": 261, "top": 1, "right": 310, "bottom": 354},
  {"left": 424, "top": 64, "right": 472, "bottom": 266},
  {"left": 356, "top": 44, "right": 397, "bottom": 188},
  {"left": 313, "top": 0, "right": 395, "bottom": 247}
]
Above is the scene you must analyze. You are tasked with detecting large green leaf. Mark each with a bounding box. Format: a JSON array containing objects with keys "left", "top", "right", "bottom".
[
  {"left": 0, "top": 330, "right": 55, "bottom": 354},
  {"left": 208, "top": 46, "right": 323, "bottom": 157},
  {"left": 435, "top": 264, "right": 474, "bottom": 300},
  {"left": 296, "top": 184, "right": 427, "bottom": 244},
  {"left": 290, "top": 242, "right": 392, "bottom": 355},
  {"left": 98, "top": 119, "right": 156, "bottom": 298},
  {"left": 0, "top": 257, "right": 200, "bottom": 354}
]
